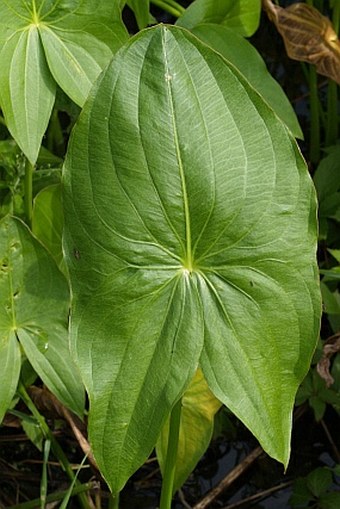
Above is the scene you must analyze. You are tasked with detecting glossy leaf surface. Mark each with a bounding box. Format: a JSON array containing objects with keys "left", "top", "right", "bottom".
[
  {"left": 0, "top": 216, "right": 84, "bottom": 418},
  {"left": 156, "top": 369, "right": 221, "bottom": 492},
  {"left": 191, "top": 24, "right": 303, "bottom": 139},
  {"left": 177, "top": 0, "right": 261, "bottom": 36},
  {"left": 0, "top": 0, "right": 127, "bottom": 163},
  {"left": 63, "top": 25, "right": 320, "bottom": 492}
]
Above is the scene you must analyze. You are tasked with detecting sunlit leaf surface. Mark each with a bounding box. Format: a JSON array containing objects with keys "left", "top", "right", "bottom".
[
  {"left": 63, "top": 25, "right": 321, "bottom": 493},
  {"left": 0, "top": 0, "right": 128, "bottom": 163}
]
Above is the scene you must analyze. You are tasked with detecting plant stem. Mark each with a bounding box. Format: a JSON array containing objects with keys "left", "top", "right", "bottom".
[
  {"left": 8, "top": 482, "right": 95, "bottom": 509},
  {"left": 151, "top": 0, "right": 184, "bottom": 17},
  {"left": 308, "top": 65, "right": 320, "bottom": 164},
  {"left": 109, "top": 493, "right": 120, "bottom": 509},
  {"left": 159, "top": 399, "right": 182, "bottom": 509},
  {"left": 326, "top": 0, "right": 340, "bottom": 146},
  {"left": 17, "top": 383, "right": 91, "bottom": 509},
  {"left": 24, "top": 158, "right": 34, "bottom": 227}
]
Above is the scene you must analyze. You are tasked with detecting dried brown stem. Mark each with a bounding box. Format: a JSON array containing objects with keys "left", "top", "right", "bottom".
[{"left": 192, "top": 446, "right": 263, "bottom": 509}]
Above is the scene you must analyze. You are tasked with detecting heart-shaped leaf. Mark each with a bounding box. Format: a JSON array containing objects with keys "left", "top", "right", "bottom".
[
  {"left": 0, "top": 216, "right": 84, "bottom": 419},
  {"left": 0, "top": 0, "right": 128, "bottom": 163},
  {"left": 63, "top": 25, "right": 321, "bottom": 493}
]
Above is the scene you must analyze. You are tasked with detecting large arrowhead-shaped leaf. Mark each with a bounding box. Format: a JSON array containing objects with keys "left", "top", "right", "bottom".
[
  {"left": 0, "top": 216, "right": 84, "bottom": 419},
  {"left": 63, "top": 25, "right": 321, "bottom": 493},
  {"left": 0, "top": 0, "right": 128, "bottom": 163}
]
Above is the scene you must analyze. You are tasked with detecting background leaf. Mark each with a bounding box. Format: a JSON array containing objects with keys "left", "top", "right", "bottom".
[
  {"left": 32, "top": 184, "right": 65, "bottom": 273},
  {"left": 0, "top": 216, "right": 84, "bottom": 417},
  {"left": 63, "top": 25, "right": 320, "bottom": 493},
  {"left": 0, "top": 331, "right": 21, "bottom": 424},
  {"left": 0, "top": 27, "right": 56, "bottom": 164},
  {"left": 156, "top": 369, "right": 222, "bottom": 493},
  {"left": 176, "top": 0, "right": 261, "bottom": 36},
  {"left": 127, "top": 0, "right": 151, "bottom": 30},
  {"left": 0, "top": 0, "right": 128, "bottom": 162}
]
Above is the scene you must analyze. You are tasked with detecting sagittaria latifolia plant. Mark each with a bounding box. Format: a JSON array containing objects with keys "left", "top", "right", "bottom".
[
  {"left": 0, "top": 1, "right": 322, "bottom": 507},
  {"left": 63, "top": 22, "right": 321, "bottom": 505}
]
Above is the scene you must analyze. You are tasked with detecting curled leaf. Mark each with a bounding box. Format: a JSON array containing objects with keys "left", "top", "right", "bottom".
[
  {"left": 263, "top": 0, "right": 340, "bottom": 84},
  {"left": 317, "top": 333, "right": 340, "bottom": 387}
]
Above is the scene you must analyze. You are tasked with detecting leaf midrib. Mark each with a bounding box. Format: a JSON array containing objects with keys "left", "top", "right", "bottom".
[{"left": 162, "top": 28, "right": 193, "bottom": 272}]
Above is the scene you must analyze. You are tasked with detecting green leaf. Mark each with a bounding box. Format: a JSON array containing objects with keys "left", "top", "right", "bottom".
[
  {"left": 320, "top": 491, "right": 340, "bottom": 509},
  {"left": 0, "top": 27, "right": 56, "bottom": 164},
  {"left": 176, "top": 0, "right": 261, "bottom": 36},
  {"left": 39, "top": 26, "right": 120, "bottom": 108},
  {"left": 307, "top": 467, "right": 333, "bottom": 498},
  {"left": 320, "top": 282, "right": 340, "bottom": 315},
  {"left": 313, "top": 146, "right": 340, "bottom": 221},
  {"left": 0, "top": 215, "right": 84, "bottom": 417},
  {"left": 0, "top": 0, "right": 128, "bottom": 162},
  {"left": 32, "top": 184, "right": 66, "bottom": 273},
  {"left": 127, "top": 0, "right": 151, "bottom": 29},
  {"left": 328, "top": 249, "right": 340, "bottom": 263},
  {"left": 0, "top": 331, "right": 21, "bottom": 424},
  {"left": 290, "top": 477, "right": 314, "bottom": 507},
  {"left": 191, "top": 24, "right": 303, "bottom": 139},
  {"left": 156, "top": 369, "right": 221, "bottom": 492},
  {"left": 63, "top": 25, "right": 320, "bottom": 492}
]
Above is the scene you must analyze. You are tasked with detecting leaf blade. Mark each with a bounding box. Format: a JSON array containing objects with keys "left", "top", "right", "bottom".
[
  {"left": 63, "top": 24, "right": 320, "bottom": 492},
  {"left": 0, "top": 27, "right": 56, "bottom": 164}
]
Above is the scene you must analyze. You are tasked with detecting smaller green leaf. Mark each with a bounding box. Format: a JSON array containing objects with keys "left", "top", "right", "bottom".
[
  {"left": 290, "top": 477, "right": 314, "bottom": 507},
  {"left": 127, "top": 0, "right": 151, "bottom": 29},
  {"left": 320, "top": 491, "right": 340, "bottom": 509},
  {"left": 0, "top": 216, "right": 84, "bottom": 417},
  {"left": 39, "top": 27, "right": 113, "bottom": 107},
  {"left": 177, "top": 0, "right": 261, "bottom": 36},
  {"left": 156, "top": 369, "right": 222, "bottom": 492},
  {"left": 22, "top": 418, "right": 44, "bottom": 452},
  {"left": 191, "top": 23, "right": 303, "bottom": 138},
  {"left": 307, "top": 467, "right": 333, "bottom": 498},
  {"left": 18, "top": 328, "right": 84, "bottom": 418},
  {"left": 309, "top": 395, "right": 326, "bottom": 421},
  {"left": 32, "top": 184, "right": 65, "bottom": 273},
  {"left": 0, "top": 331, "right": 21, "bottom": 424},
  {"left": 0, "top": 27, "right": 56, "bottom": 164},
  {"left": 320, "top": 282, "right": 340, "bottom": 315},
  {"left": 320, "top": 269, "right": 340, "bottom": 281},
  {"left": 328, "top": 249, "right": 340, "bottom": 263},
  {"left": 313, "top": 146, "right": 340, "bottom": 220}
]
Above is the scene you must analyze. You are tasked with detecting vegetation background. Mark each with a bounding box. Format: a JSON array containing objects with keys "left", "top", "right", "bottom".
[{"left": 1, "top": 1, "right": 340, "bottom": 508}]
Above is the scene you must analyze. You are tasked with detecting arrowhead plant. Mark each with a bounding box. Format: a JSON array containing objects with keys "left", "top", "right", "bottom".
[{"left": 63, "top": 23, "right": 321, "bottom": 502}]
